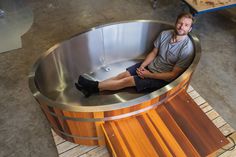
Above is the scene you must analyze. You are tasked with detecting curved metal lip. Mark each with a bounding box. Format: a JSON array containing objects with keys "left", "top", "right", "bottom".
[{"left": 28, "top": 20, "right": 201, "bottom": 112}]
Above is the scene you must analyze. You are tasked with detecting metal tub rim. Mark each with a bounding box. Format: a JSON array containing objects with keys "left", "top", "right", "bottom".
[{"left": 28, "top": 20, "right": 201, "bottom": 112}]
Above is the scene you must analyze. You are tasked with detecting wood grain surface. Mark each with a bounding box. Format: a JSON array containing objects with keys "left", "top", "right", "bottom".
[{"left": 103, "top": 90, "right": 229, "bottom": 157}]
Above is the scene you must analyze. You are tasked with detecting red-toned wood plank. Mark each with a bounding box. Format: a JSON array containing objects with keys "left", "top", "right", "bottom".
[
  {"left": 103, "top": 121, "right": 133, "bottom": 157},
  {"left": 147, "top": 110, "right": 192, "bottom": 157},
  {"left": 135, "top": 115, "right": 172, "bottom": 156},
  {"left": 155, "top": 105, "right": 201, "bottom": 157},
  {"left": 114, "top": 118, "right": 162, "bottom": 156},
  {"left": 103, "top": 116, "right": 177, "bottom": 157},
  {"left": 164, "top": 90, "right": 229, "bottom": 156}
]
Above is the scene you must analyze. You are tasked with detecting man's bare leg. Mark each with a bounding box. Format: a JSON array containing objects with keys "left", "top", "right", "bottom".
[
  {"left": 103, "top": 71, "right": 131, "bottom": 81},
  {"left": 76, "top": 71, "right": 134, "bottom": 97},
  {"left": 99, "top": 76, "right": 135, "bottom": 91}
]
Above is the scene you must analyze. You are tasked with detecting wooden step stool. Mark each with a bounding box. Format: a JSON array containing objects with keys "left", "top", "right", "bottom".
[{"left": 102, "top": 90, "right": 229, "bottom": 157}]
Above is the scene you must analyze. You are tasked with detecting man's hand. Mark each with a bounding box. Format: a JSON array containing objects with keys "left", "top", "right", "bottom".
[{"left": 136, "top": 67, "right": 152, "bottom": 79}]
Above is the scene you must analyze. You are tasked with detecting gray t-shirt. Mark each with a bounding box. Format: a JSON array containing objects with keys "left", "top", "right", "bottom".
[{"left": 148, "top": 30, "right": 194, "bottom": 74}]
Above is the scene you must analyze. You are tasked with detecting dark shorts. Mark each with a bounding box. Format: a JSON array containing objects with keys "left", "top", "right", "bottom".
[{"left": 126, "top": 62, "right": 168, "bottom": 92}]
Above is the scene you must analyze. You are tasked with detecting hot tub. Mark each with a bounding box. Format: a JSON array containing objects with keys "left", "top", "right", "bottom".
[{"left": 28, "top": 20, "right": 201, "bottom": 145}]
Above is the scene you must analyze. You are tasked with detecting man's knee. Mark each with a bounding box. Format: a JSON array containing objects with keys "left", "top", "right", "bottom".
[
  {"left": 121, "top": 76, "right": 135, "bottom": 86},
  {"left": 117, "top": 71, "right": 131, "bottom": 79}
]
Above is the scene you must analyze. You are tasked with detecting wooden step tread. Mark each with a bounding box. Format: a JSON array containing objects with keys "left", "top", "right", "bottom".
[{"left": 102, "top": 90, "right": 229, "bottom": 157}]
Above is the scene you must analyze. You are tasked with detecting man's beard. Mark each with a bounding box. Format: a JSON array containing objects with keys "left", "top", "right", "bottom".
[{"left": 175, "top": 29, "right": 188, "bottom": 36}]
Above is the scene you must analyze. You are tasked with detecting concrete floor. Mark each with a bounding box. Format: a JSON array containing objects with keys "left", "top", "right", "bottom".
[{"left": 0, "top": 0, "right": 235, "bottom": 156}]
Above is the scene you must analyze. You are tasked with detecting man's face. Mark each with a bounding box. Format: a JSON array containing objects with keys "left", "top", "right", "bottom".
[{"left": 175, "top": 17, "right": 193, "bottom": 36}]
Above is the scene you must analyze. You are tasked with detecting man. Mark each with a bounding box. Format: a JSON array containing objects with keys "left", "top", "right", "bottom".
[{"left": 75, "top": 12, "right": 194, "bottom": 97}]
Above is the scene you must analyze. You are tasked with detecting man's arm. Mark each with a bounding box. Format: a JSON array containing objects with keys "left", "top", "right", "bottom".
[
  {"left": 139, "top": 47, "right": 158, "bottom": 68},
  {"left": 137, "top": 66, "right": 184, "bottom": 81}
]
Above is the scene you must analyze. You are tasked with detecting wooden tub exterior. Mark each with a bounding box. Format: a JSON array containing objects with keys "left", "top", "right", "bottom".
[{"left": 37, "top": 74, "right": 192, "bottom": 145}]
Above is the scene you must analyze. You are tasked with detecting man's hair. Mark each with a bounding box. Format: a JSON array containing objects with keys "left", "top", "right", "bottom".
[{"left": 176, "top": 12, "right": 194, "bottom": 26}]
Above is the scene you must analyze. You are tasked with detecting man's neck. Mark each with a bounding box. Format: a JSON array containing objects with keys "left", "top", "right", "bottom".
[{"left": 171, "top": 33, "right": 187, "bottom": 43}]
